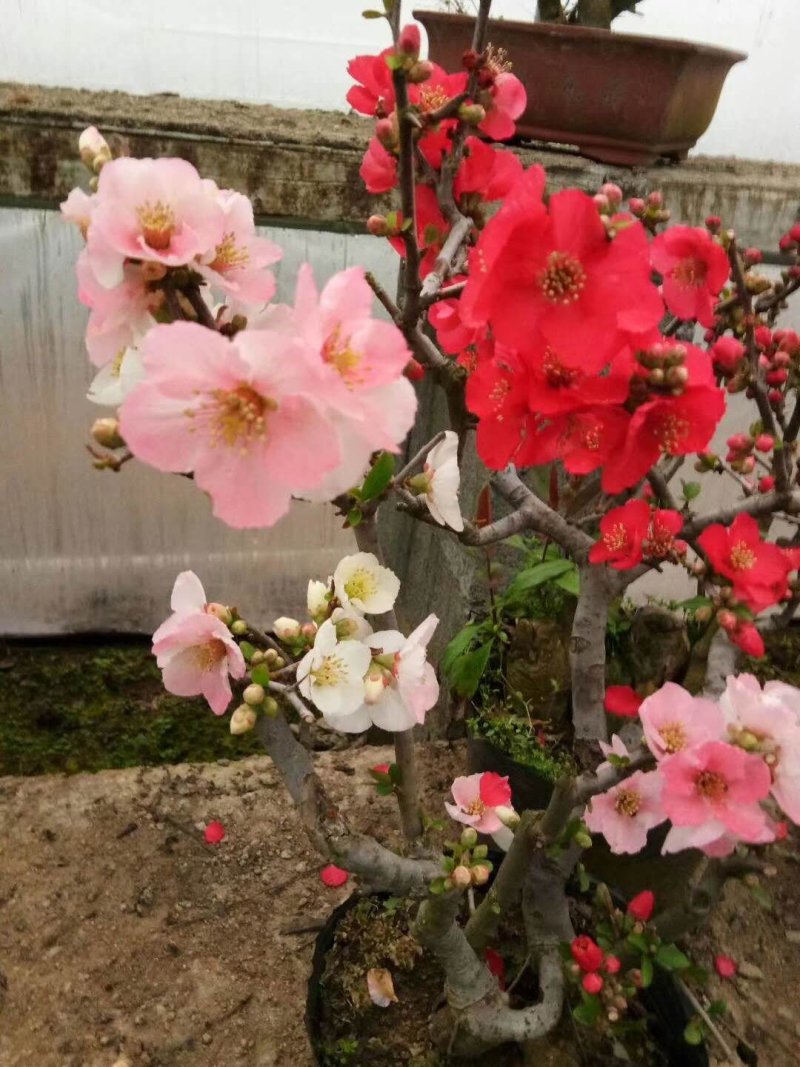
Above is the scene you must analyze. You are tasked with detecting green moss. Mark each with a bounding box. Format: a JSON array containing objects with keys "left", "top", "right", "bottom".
[
  {"left": 0, "top": 641, "right": 261, "bottom": 776},
  {"left": 467, "top": 712, "right": 575, "bottom": 783}
]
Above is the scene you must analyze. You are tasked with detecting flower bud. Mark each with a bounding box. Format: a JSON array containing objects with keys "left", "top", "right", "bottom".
[
  {"left": 646, "top": 190, "right": 663, "bottom": 208},
  {"left": 741, "top": 455, "right": 756, "bottom": 474},
  {"left": 600, "top": 182, "right": 622, "bottom": 207},
  {"left": 473, "top": 844, "right": 489, "bottom": 860},
  {"left": 779, "top": 234, "right": 796, "bottom": 254},
  {"left": 206, "top": 602, "right": 233, "bottom": 625},
  {"left": 243, "top": 683, "right": 265, "bottom": 706},
  {"left": 451, "top": 865, "right": 472, "bottom": 889},
  {"left": 273, "top": 616, "right": 301, "bottom": 641},
  {"left": 471, "top": 864, "right": 490, "bottom": 886},
  {"left": 694, "top": 605, "right": 712, "bottom": 624},
  {"left": 744, "top": 246, "right": 763, "bottom": 265},
  {"left": 79, "top": 126, "right": 112, "bottom": 171},
  {"left": 754, "top": 433, "right": 774, "bottom": 452},
  {"left": 705, "top": 214, "right": 722, "bottom": 233},
  {"left": 397, "top": 23, "right": 421, "bottom": 57},
  {"left": 91, "top": 416, "right": 124, "bottom": 450},
  {"left": 367, "top": 214, "right": 390, "bottom": 237},
  {"left": 301, "top": 622, "right": 318, "bottom": 640},
  {"left": 607, "top": 1008, "right": 620, "bottom": 1023},
  {"left": 457, "top": 102, "right": 487, "bottom": 125},
  {"left": 575, "top": 831, "right": 593, "bottom": 849},
  {"left": 406, "top": 60, "right": 434, "bottom": 83},
  {"left": 231, "top": 620, "right": 248, "bottom": 636},
  {"left": 582, "top": 972, "right": 604, "bottom": 995},
  {"left": 495, "top": 805, "right": 520, "bottom": 829},
  {"left": 628, "top": 197, "right": 645, "bottom": 217},
  {"left": 790, "top": 223, "right": 800, "bottom": 243},
  {"left": 460, "top": 827, "right": 478, "bottom": 848},
  {"left": 375, "top": 117, "right": 397, "bottom": 148},
  {"left": 759, "top": 475, "right": 775, "bottom": 493},
  {"left": 717, "top": 608, "right": 737, "bottom": 631},
  {"left": 263, "top": 696, "right": 279, "bottom": 717},
  {"left": 404, "top": 358, "right": 426, "bottom": 381},
  {"left": 307, "top": 579, "right": 330, "bottom": 619},
  {"left": 604, "top": 955, "right": 622, "bottom": 975},
  {"left": 230, "top": 703, "right": 257, "bottom": 735},
  {"left": 593, "top": 193, "right": 610, "bottom": 214},
  {"left": 364, "top": 671, "right": 387, "bottom": 704}
]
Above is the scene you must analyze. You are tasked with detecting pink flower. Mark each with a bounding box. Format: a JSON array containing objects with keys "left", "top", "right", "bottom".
[
  {"left": 321, "top": 864, "right": 349, "bottom": 888},
  {"left": 598, "top": 734, "right": 631, "bottom": 774},
  {"left": 152, "top": 571, "right": 245, "bottom": 715},
  {"left": 364, "top": 614, "right": 440, "bottom": 730},
  {"left": 714, "top": 954, "right": 738, "bottom": 979},
  {"left": 627, "top": 890, "right": 655, "bottom": 922},
  {"left": 639, "top": 682, "right": 724, "bottom": 761},
  {"left": 284, "top": 265, "right": 417, "bottom": 500},
  {"left": 86, "top": 157, "right": 225, "bottom": 287},
  {"left": 720, "top": 674, "right": 800, "bottom": 824},
  {"left": 61, "top": 186, "right": 96, "bottom": 236},
  {"left": 584, "top": 771, "right": 665, "bottom": 854},
  {"left": 197, "top": 188, "right": 282, "bottom": 304},
  {"left": 204, "top": 820, "right": 226, "bottom": 845},
  {"left": 478, "top": 72, "right": 527, "bottom": 141},
  {"left": 360, "top": 137, "right": 398, "bottom": 194},
  {"left": 445, "top": 772, "right": 512, "bottom": 834},
  {"left": 660, "top": 741, "right": 772, "bottom": 843},
  {"left": 604, "top": 685, "right": 643, "bottom": 718},
  {"left": 650, "top": 225, "right": 730, "bottom": 327},
  {"left": 119, "top": 321, "right": 338, "bottom": 528},
  {"left": 76, "top": 252, "right": 157, "bottom": 367}
]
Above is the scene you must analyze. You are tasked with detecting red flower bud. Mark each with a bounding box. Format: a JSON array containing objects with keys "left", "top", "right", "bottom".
[
  {"left": 759, "top": 475, "right": 775, "bottom": 493},
  {"left": 717, "top": 609, "right": 737, "bottom": 631},
  {"left": 768, "top": 388, "right": 784, "bottom": 405},
  {"left": 627, "top": 890, "right": 655, "bottom": 922},
  {"left": 397, "top": 23, "right": 421, "bottom": 57},
  {"left": 646, "top": 190, "right": 664, "bottom": 208},
  {"left": 604, "top": 955, "right": 622, "bottom": 975},
  {"left": 203, "top": 820, "right": 226, "bottom": 845},
  {"left": 790, "top": 223, "right": 800, "bottom": 243},
  {"left": 461, "top": 48, "right": 480, "bottom": 71},
  {"left": 582, "top": 972, "right": 604, "bottom": 995},
  {"left": 766, "top": 368, "right": 789, "bottom": 385},
  {"left": 628, "top": 197, "right": 645, "bottom": 217},
  {"left": 367, "top": 214, "right": 389, "bottom": 237},
  {"left": 714, "top": 954, "right": 738, "bottom": 979},
  {"left": 779, "top": 234, "right": 796, "bottom": 253},
  {"left": 755, "top": 325, "right": 773, "bottom": 349},
  {"left": 726, "top": 432, "right": 751, "bottom": 452},
  {"left": 371, "top": 762, "right": 390, "bottom": 775},
  {"left": 571, "top": 935, "right": 605, "bottom": 973},
  {"left": 593, "top": 193, "right": 610, "bottom": 214},
  {"left": 705, "top": 214, "right": 722, "bottom": 232},
  {"left": 711, "top": 337, "right": 745, "bottom": 374},
  {"left": 404, "top": 358, "right": 426, "bottom": 381},
  {"left": 375, "top": 117, "right": 397, "bottom": 147},
  {"left": 744, "top": 247, "right": 763, "bottom": 265},
  {"left": 754, "top": 433, "right": 774, "bottom": 452},
  {"left": 600, "top": 182, "right": 623, "bottom": 206}
]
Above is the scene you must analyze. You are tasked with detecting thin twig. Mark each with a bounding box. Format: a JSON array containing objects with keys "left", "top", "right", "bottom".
[
  {"left": 676, "top": 978, "right": 743, "bottom": 1065},
  {"left": 395, "top": 431, "right": 446, "bottom": 482}
]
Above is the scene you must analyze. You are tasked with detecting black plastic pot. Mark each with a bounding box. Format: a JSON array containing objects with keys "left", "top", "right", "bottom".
[
  {"left": 306, "top": 892, "right": 708, "bottom": 1067},
  {"left": 467, "top": 734, "right": 556, "bottom": 811}
]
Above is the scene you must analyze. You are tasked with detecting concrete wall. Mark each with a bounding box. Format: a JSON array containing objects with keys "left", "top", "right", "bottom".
[{"left": 1, "top": 1, "right": 798, "bottom": 162}]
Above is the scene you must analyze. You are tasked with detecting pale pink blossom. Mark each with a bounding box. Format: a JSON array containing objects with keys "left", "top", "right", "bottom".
[
  {"left": 152, "top": 571, "right": 245, "bottom": 715},
  {"left": 639, "top": 682, "right": 724, "bottom": 761},
  {"left": 365, "top": 613, "right": 440, "bottom": 730},
  {"left": 412, "top": 431, "right": 464, "bottom": 532},
  {"left": 584, "top": 771, "right": 665, "bottom": 854},
  {"left": 60, "top": 187, "right": 96, "bottom": 236},
  {"left": 119, "top": 321, "right": 339, "bottom": 528},
  {"left": 86, "top": 157, "right": 225, "bottom": 287},
  {"left": 297, "top": 619, "right": 372, "bottom": 729},
  {"left": 598, "top": 734, "right": 630, "bottom": 774},
  {"left": 287, "top": 265, "right": 417, "bottom": 500},
  {"left": 445, "top": 771, "right": 513, "bottom": 834},
  {"left": 76, "top": 253, "right": 159, "bottom": 367},
  {"left": 661, "top": 820, "right": 775, "bottom": 856},
  {"left": 660, "top": 741, "right": 772, "bottom": 843},
  {"left": 197, "top": 188, "right": 282, "bottom": 305},
  {"left": 720, "top": 673, "right": 800, "bottom": 824}
]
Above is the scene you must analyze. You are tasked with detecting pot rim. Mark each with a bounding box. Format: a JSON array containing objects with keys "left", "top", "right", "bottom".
[{"left": 411, "top": 8, "right": 748, "bottom": 65}]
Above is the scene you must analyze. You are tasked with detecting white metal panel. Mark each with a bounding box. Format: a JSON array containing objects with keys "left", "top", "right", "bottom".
[{"left": 0, "top": 207, "right": 398, "bottom": 635}]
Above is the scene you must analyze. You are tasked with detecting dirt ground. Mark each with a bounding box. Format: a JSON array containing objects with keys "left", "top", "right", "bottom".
[{"left": 0, "top": 743, "right": 799, "bottom": 1067}]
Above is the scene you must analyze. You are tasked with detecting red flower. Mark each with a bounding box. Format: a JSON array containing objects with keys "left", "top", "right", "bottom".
[
  {"left": 203, "top": 820, "right": 226, "bottom": 845},
  {"left": 698, "top": 513, "right": 792, "bottom": 613},
  {"left": 480, "top": 771, "right": 512, "bottom": 807},
  {"left": 462, "top": 177, "right": 662, "bottom": 370},
  {"left": 645, "top": 508, "right": 685, "bottom": 559},
  {"left": 427, "top": 277, "right": 484, "bottom": 358},
  {"left": 590, "top": 499, "right": 650, "bottom": 570},
  {"left": 525, "top": 340, "right": 634, "bottom": 417},
  {"left": 571, "top": 935, "right": 605, "bottom": 973},
  {"left": 346, "top": 48, "right": 395, "bottom": 117},
  {"left": 604, "top": 685, "right": 644, "bottom": 718},
  {"left": 728, "top": 620, "right": 765, "bottom": 658},
  {"left": 582, "top": 972, "right": 604, "bottom": 995},
  {"left": 454, "top": 138, "right": 524, "bottom": 205},
  {"left": 627, "top": 890, "right": 655, "bottom": 922},
  {"left": 389, "top": 185, "right": 450, "bottom": 276},
  {"left": 714, "top": 954, "right": 738, "bottom": 979},
  {"left": 519, "top": 407, "right": 631, "bottom": 478},
  {"left": 478, "top": 71, "right": 527, "bottom": 140},
  {"left": 466, "top": 346, "right": 539, "bottom": 469},
  {"left": 360, "top": 138, "right": 397, "bottom": 194},
  {"left": 651, "top": 225, "right": 730, "bottom": 327},
  {"left": 320, "top": 864, "right": 349, "bottom": 888}
]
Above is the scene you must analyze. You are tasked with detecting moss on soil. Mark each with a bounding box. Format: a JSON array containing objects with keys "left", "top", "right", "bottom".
[{"left": 0, "top": 641, "right": 260, "bottom": 776}]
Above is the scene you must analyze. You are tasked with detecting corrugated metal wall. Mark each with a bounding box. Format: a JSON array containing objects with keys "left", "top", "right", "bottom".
[{"left": 0, "top": 208, "right": 398, "bottom": 634}]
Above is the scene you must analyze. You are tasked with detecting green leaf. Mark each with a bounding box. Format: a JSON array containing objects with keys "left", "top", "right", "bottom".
[
  {"left": 683, "top": 1019, "right": 705, "bottom": 1046},
  {"left": 250, "top": 664, "right": 271, "bottom": 687},
  {"left": 681, "top": 480, "right": 701, "bottom": 502},
  {"left": 677, "top": 595, "right": 713, "bottom": 614},
  {"left": 239, "top": 641, "right": 255, "bottom": 661},
  {"left": 504, "top": 559, "right": 574, "bottom": 603},
  {"left": 360, "top": 451, "right": 395, "bottom": 502},
  {"left": 376, "top": 782, "right": 394, "bottom": 796},
  {"left": 362, "top": 8, "right": 385, "bottom": 17},
  {"left": 640, "top": 955, "right": 654, "bottom": 989},
  {"left": 577, "top": 863, "right": 591, "bottom": 894},
  {"left": 573, "top": 993, "right": 602, "bottom": 1027},
  {"left": 347, "top": 507, "right": 363, "bottom": 527},
  {"left": 655, "top": 944, "right": 692, "bottom": 971},
  {"left": 448, "top": 642, "right": 494, "bottom": 697},
  {"left": 385, "top": 52, "right": 405, "bottom": 69},
  {"left": 554, "top": 566, "right": 580, "bottom": 596},
  {"left": 429, "top": 878, "right": 446, "bottom": 895},
  {"left": 626, "top": 933, "right": 649, "bottom": 954},
  {"left": 748, "top": 882, "right": 773, "bottom": 911},
  {"left": 708, "top": 999, "right": 727, "bottom": 1018},
  {"left": 388, "top": 762, "right": 402, "bottom": 785},
  {"left": 440, "top": 622, "right": 484, "bottom": 676}
]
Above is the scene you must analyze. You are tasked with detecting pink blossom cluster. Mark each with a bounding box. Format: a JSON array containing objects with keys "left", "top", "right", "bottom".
[
  {"left": 587, "top": 676, "right": 800, "bottom": 856},
  {"left": 62, "top": 146, "right": 418, "bottom": 528}
]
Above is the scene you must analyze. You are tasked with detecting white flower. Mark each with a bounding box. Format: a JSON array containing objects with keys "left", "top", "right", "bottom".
[
  {"left": 598, "top": 733, "right": 630, "bottom": 774},
  {"left": 333, "top": 552, "right": 400, "bottom": 616},
  {"left": 87, "top": 347, "right": 144, "bottom": 406},
  {"left": 307, "top": 578, "right": 331, "bottom": 621},
  {"left": 410, "top": 431, "right": 464, "bottom": 532},
  {"left": 364, "top": 614, "right": 439, "bottom": 731},
  {"left": 297, "top": 619, "right": 372, "bottom": 729}
]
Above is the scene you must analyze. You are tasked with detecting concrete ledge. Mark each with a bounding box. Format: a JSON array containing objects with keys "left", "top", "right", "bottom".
[{"left": 1, "top": 81, "right": 798, "bottom": 243}]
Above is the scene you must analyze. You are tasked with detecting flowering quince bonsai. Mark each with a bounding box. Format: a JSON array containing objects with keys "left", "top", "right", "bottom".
[{"left": 60, "top": 1, "right": 800, "bottom": 1059}]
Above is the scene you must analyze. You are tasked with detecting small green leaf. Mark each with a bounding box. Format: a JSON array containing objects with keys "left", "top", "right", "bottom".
[
  {"left": 677, "top": 595, "right": 713, "bottom": 614},
  {"left": 385, "top": 52, "right": 405, "bottom": 69},
  {"left": 441, "top": 857, "right": 455, "bottom": 873},
  {"left": 250, "top": 664, "right": 271, "bottom": 687},
  {"left": 503, "top": 559, "right": 574, "bottom": 603},
  {"left": 626, "top": 933, "right": 649, "bottom": 954},
  {"left": 748, "top": 882, "right": 773, "bottom": 911},
  {"left": 655, "top": 944, "right": 692, "bottom": 971},
  {"left": 554, "top": 567, "right": 581, "bottom": 596},
  {"left": 429, "top": 878, "right": 446, "bottom": 895},
  {"left": 573, "top": 993, "right": 602, "bottom": 1027},
  {"left": 577, "top": 863, "right": 591, "bottom": 894},
  {"left": 448, "top": 641, "right": 493, "bottom": 697},
  {"left": 376, "top": 782, "right": 394, "bottom": 796},
  {"left": 681, "top": 480, "right": 701, "bottom": 502},
  {"left": 347, "top": 507, "right": 363, "bottom": 527},
  {"left": 360, "top": 451, "right": 395, "bottom": 502},
  {"left": 683, "top": 1019, "right": 705, "bottom": 1046},
  {"left": 388, "top": 762, "right": 402, "bottom": 785},
  {"left": 362, "top": 8, "right": 385, "bottom": 17},
  {"left": 239, "top": 640, "right": 255, "bottom": 661},
  {"left": 640, "top": 955, "right": 654, "bottom": 989},
  {"left": 708, "top": 998, "right": 727, "bottom": 1018}
]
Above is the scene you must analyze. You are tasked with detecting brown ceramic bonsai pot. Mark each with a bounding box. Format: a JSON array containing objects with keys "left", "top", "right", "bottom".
[{"left": 413, "top": 10, "right": 746, "bottom": 166}]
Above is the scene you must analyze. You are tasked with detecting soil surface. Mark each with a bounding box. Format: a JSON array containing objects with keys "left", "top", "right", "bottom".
[{"left": 1, "top": 743, "right": 799, "bottom": 1066}]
